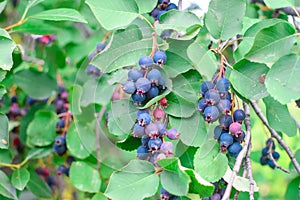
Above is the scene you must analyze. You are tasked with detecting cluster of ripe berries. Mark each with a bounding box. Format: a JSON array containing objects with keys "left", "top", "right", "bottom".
[
  {"left": 86, "top": 42, "right": 106, "bottom": 78},
  {"left": 260, "top": 138, "right": 280, "bottom": 169},
  {"left": 122, "top": 51, "right": 167, "bottom": 106},
  {"left": 135, "top": 98, "right": 179, "bottom": 165},
  {"left": 150, "top": 0, "right": 178, "bottom": 21},
  {"left": 197, "top": 77, "right": 246, "bottom": 158},
  {"left": 53, "top": 87, "right": 71, "bottom": 156},
  {"left": 161, "top": 187, "right": 179, "bottom": 200}
]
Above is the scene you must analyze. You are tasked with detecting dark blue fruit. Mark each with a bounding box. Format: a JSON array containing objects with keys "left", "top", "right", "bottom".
[
  {"left": 217, "top": 99, "right": 231, "bottom": 114},
  {"left": 85, "top": 64, "right": 102, "bottom": 77},
  {"left": 153, "top": 50, "right": 167, "bottom": 65},
  {"left": 272, "top": 151, "right": 280, "bottom": 160},
  {"left": 57, "top": 165, "right": 69, "bottom": 176},
  {"left": 147, "top": 69, "right": 161, "bottom": 85},
  {"left": 133, "top": 123, "right": 145, "bottom": 137},
  {"left": 167, "top": 3, "right": 178, "bottom": 10},
  {"left": 267, "top": 159, "right": 276, "bottom": 169},
  {"left": 200, "top": 81, "right": 214, "bottom": 96},
  {"left": 233, "top": 109, "right": 246, "bottom": 123},
  {"left": 148, "top": 138, "right": 163, "bottom": 151},
  {"left": 218, "top": 115, "right": 233, "bottom": 130},
  {"left": 150, "top": 8, "right": 161, "bottom": 19},
  {"left": 53, "top": 136, "right": 67, "bottom": 156},
  {"left": 220, "top": 133, "right": 233, "bottom": 152},
  {"left": 203, "top": 106, "right": 219, "bottom": 123},
  {"left": 261, "top": 147, "right": 269, "bottom": 156},
  {"left": 137, "top": 145, "right": 150, "bottom": 160},
  {"left": 228, "top": 142, "right": 242, "bottom": 158},
  {"left": 260, "top": 156, "right": 268, "bottom": 165},
  {"left": 157, "top": 10, "right": 167, "bottom": 21},
  {"left": 216, "top": 78, "right": 230, "bottom": 92},
  {"left": 123, "top": 81, "right": 136, "bottom": 94},
  {"left": 96, "top": 42, "right": 106, "bottom": 52},
  {"left": 141, "top": 135, "right": 150, "bottom": 147},
  {"left": 137, "top": 109, "right": 150, "bottom": 118},
  {"left": 233, "top": 130, "right": 245, "bottom": 143},
  {"left": 197, "top": 99, "right": 207, "bottom": 113},
  {"left": 214, "top": 126, "right": 226, "bottom": 140},
  {"left": 147, "top": 86, "right": 159, "bottom": 99},
  {"left": 128, "top": 68, "right": 143, "bottom": 82},
  {"left": 138, "top": 112, "right": 151, "bottom": 126},
  {"left": 204, "top": 89, "right": 220, "bottom": 105},
  {"left": 139, "top": 56, "right": 153, "bottom": 68},
  {"left": 135, "top": 77, "right": 151, "bottom": 94},
  {"left": 131, "top": 93, "right": 146, "bottom": 106},
  {"left": 57, "top": 118, "right": 65, "bottom": 129}
]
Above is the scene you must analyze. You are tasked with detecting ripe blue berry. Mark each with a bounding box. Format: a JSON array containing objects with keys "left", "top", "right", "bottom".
[
  {"left": 220, "top": 133, "right": 233, "bottom": 152},
  {"left": 123, "top": 81, "right": 136, "bottom": 94},
  {"left": 217, "top": 99, "right": 231, "bottom": 114},
  {"left": 197, "top": 98, "right": 207, "bottom": 113},
  {"left": 228, "top": 142, "right": 242, "bottom": 158},
  {"left": 200, "top": 81, "right": 214, "bottom": 96},
  {"left": 137, "top": 109, "right": 150, "bottom": 118},
  {"left": 233, "top": 130, "right": 245, "bottom": 143},
  {"left": 261, "top": 147, "right": 269, "bottom": 156},
  {"left": 266, "top": 138, "right": 275, "bottom": 150},
  {"left": 167, "top": 3, "right": 178, "bottom": 10},
  {"left": 233, "top": 109, "right": 246, "bottom": 123},
  {"left": 214, "top": 125, "right": 226, "bottom": 140},
  {"left": 260, "top": 156, "right": 268, "bottom": 165},
  {"left": 53, "top": 136, "right": 67, "bottom": 156},
  {"left": 57, "top": 165, "right": 69, "bottom": 176},
  {"left": 153, "top": 50, "right": 167, "bottom": 65},
  {"left": 139, "top": 56, "right": 153, "bottom": 68},
  {"left": 272, "top": 151, "right": 280, "bottom": 160},
  {"left": 204, "top": 89, "right": 220, "bottom": 105},
  {"left": 57, "top": 118, "right": 65, "bottom": 129},
  {"left": 138, "top": 112, "right": 151, "bottom": 126},
  {"left": 267, "top": 159, "right": 276, "bottom": 169},
  {"left": 218, "top": 115, "right": 233, "bottom": 130},
  {"left": 158, "top": 76, "right": 166, "bottom": 90},
  {"left": 86, "top": 64, "right": 102, "bottom": 77},
  {"left": 216, "top": 78, "right": 230, "bottom": 92},
  {"left": 141, "top": 135, "right": 150, "bottom": 147},
  {"left": 166, "top": 128, "right": 180, "bottom": 140},
  {"left": 145, "top": 123, "right": 159, "bottom": 138},
  {"left": 147, "top": 69, "right": 161, "bottom": 85},
  {"left": 96, "top": 42, "right": 106, "bottom": 52},
  {"left": 156, "top": 121, "right": 166, "bottom": 136},
  {"left": 150, "top": 8, "right": 161, "bottom": 19},
  {"left": 135, "top": 77, "right": 151, "bottom": 94},
  {"left": 128, "top": 68, "right": 143, "bottom": 82},
  {"left": 133, "top": 123, "right": 145, "bottom": 137},
  {"left": 203, "top": 106, "right": 219, "bottom": 123},
  {"left": 147, "top": 86, "right": 159, "bottom": 99},
  {"left": 137, "top": 145, "right": 150, "bottom": 160},
  {"left": 148, "top": 138, "right": 163, "bottom": 151},
  {"left": 131, "top": 93, "right": 146, "bottom": 105}
]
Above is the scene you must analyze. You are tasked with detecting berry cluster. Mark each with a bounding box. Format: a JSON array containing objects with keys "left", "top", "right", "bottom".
[
  {"left": 161, "top": 187, "right": 179, "bottom": 200},
  {"left": 150, "top": 0, "right": 178, "bottom": 21},
  {"left": 35, "top": 167, "right": 57, "bottom": 192},
  {"left": 260, "top": 138, "right": 280, "bottom": 169},
  {"left": 86, "top": 42, "right": 106, "bottom": 78},
  {"left": 134, "top": 98, "right": 179, "bottom": 165},
  {"left": 197, "top": 76, "right": 246, "bottom": 158},
  {"left": 123, "top": 51, "right": 167, "bottom": 106}
]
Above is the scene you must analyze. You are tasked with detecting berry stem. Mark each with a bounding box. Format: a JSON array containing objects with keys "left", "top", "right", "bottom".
[
  {"left": 250, "top": 100, "right": 300, "bottom": 175},
  {"left": 101, "top": 31, "right": 112, "bottom": 44},
  {"left": 268, "top": 140, "right": 290, "bottom": 173},
  {"left": 246, "top": 139, "right": 255, "bottom": 200},
  {"left": 149, "top": 32, "right": 158, "bottom": 58}
]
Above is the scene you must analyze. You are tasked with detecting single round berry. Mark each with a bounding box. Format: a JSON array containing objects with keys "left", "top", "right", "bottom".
[
  {"left": 233, "top": 109, "right": 246, "bottom": 123},
  {"left": 161, "top": 187, "right": 172, "bottom": 199},
  {"left": 167, "top": 3, "right": 178, "bottom": 10},
  {"left": 153, "top": 108, "right": 165, "bottom": 121},
  {"left": 203, "top": 106, "right": 219, "bottom": 123},
  {"left": 197, "top": 98, "right": 207, "bottom": 113},
  {"left": 157, "top": 10, "right": 167, "bottom": 21},
  {"left": 137, "top": 145, "right": 150, "bottom": 160},
  {"left": 150, "top": 7, "right": 161, "bottom": 19},
  {"left": 123, "top": 81, "right": 136, "bottom": 94},
  {"left": 133, "top": 123, "right": 145, "bottom": 137},
  {"left": 216, "top": 78, "right": 230, "bottom": 92},
  {"left": 160, "top": 141, "right": 174, "bottom": 157},
  {"left": 233, "top": 130, "right": 245, "bottom": 143},
  {"left": 153, "top": 50, "right": 167, "bottom": 65},
  {"left": 260, "top": 156, "right": 268, "bottom": 165},
  {"left": 57, "top": 165, "right": 69, "bottom": 176},
  {"left": 218, "top": 115, "right": 233, "bottom": 130},
  {"left": 214, "top": 125, "right": 226, "bottom": 140},
  {"left": 145, "top": 123, "right": 159, "bottom": 138},
  {"left": 266, "top": 138, "right": 275, "bottom": 150},
  {"left": 267, "top": 159, "right": 276, "bottom": 169},
  {"left": 261, "top": 147, "right": 269, "bottom": 156},
  {"left": 200, "top": 81, "right": 214, "bottom": 96},
  {"left": 96, "top": 42, "right": 106, "bottom": 52},
  {"left": 53, "top": 136, "right": 67, "bottom": 156},
  {"left": 139, "top": 56, "right": 153, "bottom": 68},
  {"left": 148, "top": 138, "right": 163, "bottom": 151},
  {"left": 159, "top": 97, "right": 168, "bottom": 107},
  {"left": 141, "top": 135, "right": 150, "bottom": 147},
  {"left": 135, "top": 77, "right": 151, "bottom": 94},
  {"left": 156, "top": 121, "right": 166, "bottom": 136},
  {"left": 166, "top": 128, "right": 180, "bottom": 140},
  {"left": 204, "top": 89, "right": 220, "bottom": 105},
  {"left": 147, "top": 86, "right": 159, "bottom": 99},
  {"left": 137, "top": 109, "right": 150, "bottom": 118},
  {"left": 272, "top": 151, "right": 280, "bottom": 160},
  {"left": 131, "top": 93, "right": 146, "bottom": 106},
  {"left": 128, "top": 68, "right": 143, "bottom": 82},
  {"left": 138, "top": 112, "right": 151, "bottom": 126},
  {"left": 220, "top": 133, "right": 234, "bottom": 152},
  {"left": 57, "top": 118, "right": 65, "bottom": 129},
  {"left": 228, "top": 142, "right": 242, "bottom": 158},
  {"left": 229, "top": 122, "right": 242, "bottom": 137},
  {"left": 217, "top": 99, "right": 231, "bottom": 114},
  {"left": 147, "top": 69, "right": 161, "bottom": 85}
]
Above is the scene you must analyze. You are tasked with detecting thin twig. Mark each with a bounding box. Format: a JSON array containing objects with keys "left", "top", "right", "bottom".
[
  {"left": 268, "top": 140, "right": 290, "bottom": 173},
  {"left": 95, "top": 106, "right": 106, "bottom": 171},
  {"left": 222, "top": 103, "right": 252, "bottom": 200},
  {"left": 178, "top": 0, "right": 183, "bottom": 11},
  {"left": 250, "top": 100, "right": 300, "bottom": 175},
  {"left": 233, "top": 161, "right": 248, "bottom": 200}
]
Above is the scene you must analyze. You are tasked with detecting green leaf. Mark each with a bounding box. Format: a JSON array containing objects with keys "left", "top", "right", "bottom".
[
  {"left": 229, "top": 59, "right": 269, "bottom": 100},
  {"left": 70, "top": 161, "right": 101, "bottom": 193},
  {"left": 92, "top": 192, "right": 108, "bottom": 200},
  {"left": 80, "top": 76, "right": 115, "bottom": 107},
  {"left": 27, "top": 0, "right": 45, "bottom": 9},
  {"left": 264, "top": 0, "right": 295, "bottom": 8},
  {"left": 223, "top": 167, "right": 259, "bottom": 192},
  {"left": 14, "top": 69, "right": 57, "bottom": 99},
  {"left": 12, "top": 19, "right": 59, "bottom": 34},
  {"left": 0, "top": 35, "right": 16, "bottom": 71},
  {"left": 66, "top": 122, "right": 95, "bottom": 159},
  {"left": 0, "top": 114, "right": 9, "bottom": 149},
  {"left": 205, "top": 0, "right": 246, "bottom": 40},
  {"left": 11, "top": 168, "right": 30, "bottom": 191},
  {"left": 91, "top": 25, "right": 152, "bottom": 73},
  {"left": 30, "top": 8, "right": 87, "bottom": 23},
  {"left": 25, "top": 147, "right": 52, "bottom": 160},
  {"left": 0, "top": 85, "right": 7, "bottom": 100},
  {"left": 0, "top": 0, "right": 7, "bottom": 14},
  {"left": 158, "top": 158, "right": 190, "bottom": 196},
  {"left": 170, "top": 112, "right": 206, "bottom": 147},
  {"left": 27, "top": 170, "right": 52, "bottom": 198},
  {"left": 107, "top": 99, "right": 138, "bottom": 136},
  {"left": 245, "top": 21, "right": 297, "bottom": 64},
  {"left": 86, "top": 0, "right": 139, "bottom": 30},
  {"left": 0, "top": 171, "right": 17, "bottom": 200},
  {"left": 185, "top": 169, "right": 214, "bottom": 198},
  {"left": 116, "top": 135, "right": 141, "bottom": 151},
  {"left": 263, "top": 96, "right": 297, "bottom": 137},
  {"left": 187, "top": 40, "right": 217, "bottom": 80},
  {"left": 139, "top": 89, "right": 171, "bottom": 109},
  {"left": 27, "top": 110, "right": 58, "bottom": 147},
  {"left": 156, "top": 10, "right": 201, "bottom": 40},
  {"left": 285, "top": 177, "right": 300, "bottom": 200},
  {"left": 176, "top": 141, "right": 197, "bottom": 169},
  {"left": 69, "top": 84, "right": 82, "bottom": 115},
  {"left": 135, "top": 0, "right": 157, "bottom": 13},
  {"left": 265, "top": 54, "right": 300, "bottom": 104},
  {"left": 0, "top": 149, "right": 12, "bottom": 164},
  {"left": 194, "top": 140, "right": 228, "bottom": 182},
  {"left": 105, "top": 160, "right": 159, "bottom": 200},
  {"left": 164, "top": 92, "right": 195, "bottom": 118}
]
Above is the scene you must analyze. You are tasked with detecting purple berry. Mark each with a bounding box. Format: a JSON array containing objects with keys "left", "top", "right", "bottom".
[
  {"left": 197, "top": 99, "right": 207, "bottom": 113},
  {"left": 96, "top": 42, "right": 106, "bottom": 52},
  {"left": 138, "top": 112, "right": 151, "bottom": 126},
  {"left": 218, "top": 115, "right": 233, "bottom": 130},
  {"left": 145, "top": 123, "right": 159, "bottom": 138},
  {"left": 217, "top": 99, "right": 231, "bottom": 114},
  {"left": 123, "top": 81, "right": 136, "bottom": 94},
  {"left": 147, "top": 69, "right": 161, "bottom": 85},
  {"left": 166, "top": 128, "right": 180, "bottom": 140},
  {"left": 128, "top": 68, "right": 143, "bottom": 82},
  {"left": 133, "top": 123, "right": 145, "bottom": 137},
  {"left": 160, "top": 141, "right": 174, "bottom": 156},
  {"left": 203, "top": 106, "right": 219, "bottom": 123},
  {"left": 229, "top": 122, "right": 242, "bottom": 137},
  {"left": 153, "top": 108, "right": 165, "bottom": 121}
]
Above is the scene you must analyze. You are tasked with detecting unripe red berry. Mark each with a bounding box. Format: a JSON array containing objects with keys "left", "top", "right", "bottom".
[
  {"left": 159, "top": 97, "right": 168, "bottom": 108},
  {"left": 153, "top": 108, "right": 165, "bottom": 120}
]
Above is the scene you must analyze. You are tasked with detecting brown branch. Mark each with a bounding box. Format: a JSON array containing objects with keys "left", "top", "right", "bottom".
[
  {"left": 222, "top": 103, "right": 252, "bottom": 200},
  {"left": 95, "top": 106, "right": 106, "bottom": 171},
  {"left": 178, "top": 0, "right": 183, "bottom": 11},
  {"left": 250, "top": 100, "right": 300, "bottom": 175}
]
